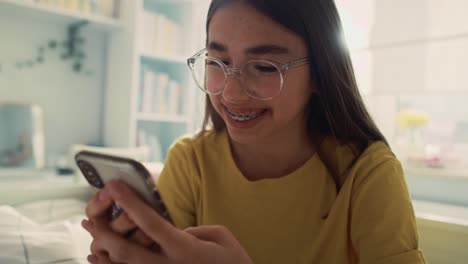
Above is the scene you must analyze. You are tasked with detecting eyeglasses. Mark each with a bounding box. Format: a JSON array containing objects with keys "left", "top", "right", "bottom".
[{"left": 187, "top": 49, "right": 310, "bottom": 100}]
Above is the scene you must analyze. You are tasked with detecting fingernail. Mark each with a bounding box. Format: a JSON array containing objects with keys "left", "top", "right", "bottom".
[
  {"left": 82, "top": 219, "right": 93, "bottom": 232},
  {"left": 87, "top": 254, "right": 97, "bottom": 264}
]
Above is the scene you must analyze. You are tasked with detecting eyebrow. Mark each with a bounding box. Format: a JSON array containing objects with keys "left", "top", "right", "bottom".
[
  {"left": 207, "top": 41, "right": 227, "bottom": 52},
  {"left": 246, "top": 45, "right": 290, "bottom": 55},
  {"left": 207, "top": 41, "right": 290, "bottom": 55}
]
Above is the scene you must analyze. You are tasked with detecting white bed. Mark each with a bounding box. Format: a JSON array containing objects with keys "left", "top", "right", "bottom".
[
  {"left": 0, "top": 171, "right": 95, "bottom": 264},
  {"left": 0, "top": 164, "right": 163, "bottom": 264},
  {"left": 0, "top": 199, "right": 92, "bottom": 264}
]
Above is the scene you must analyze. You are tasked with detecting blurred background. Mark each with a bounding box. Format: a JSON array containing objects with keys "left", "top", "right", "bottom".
[{"left": 0, "top": 0, "right": 467, "bottom": 263}]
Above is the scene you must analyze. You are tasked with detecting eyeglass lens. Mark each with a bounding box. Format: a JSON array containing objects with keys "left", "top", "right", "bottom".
[{"left": 191, "top": 57, "right": 282, "bottom": 99}]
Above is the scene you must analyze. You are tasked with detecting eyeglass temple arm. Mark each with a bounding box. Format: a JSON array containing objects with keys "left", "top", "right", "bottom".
[
  {"left": 285, "top": 58, "right": 310, "bottom": 70},
  {"left": 187, "top": 49, "right": 208, "bottom": 67}
]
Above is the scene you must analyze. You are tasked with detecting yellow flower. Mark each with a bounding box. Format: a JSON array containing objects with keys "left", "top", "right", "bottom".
[{"left": 397, "top": 110, "right": 428, "bottom": 128}]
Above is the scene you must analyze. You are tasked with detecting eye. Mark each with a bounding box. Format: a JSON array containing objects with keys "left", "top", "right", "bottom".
[
  {"left": 248, "top": 61, "right": 278, "bottom": 74},
  {"left": 254, "top": 64, "right": 277, "bottom": 73},
  {"left": 205, "top": 60, "right": 224, "bottom": 70},
  {"left": 206, "top": 58, "right": 230, "bottom": 67}
]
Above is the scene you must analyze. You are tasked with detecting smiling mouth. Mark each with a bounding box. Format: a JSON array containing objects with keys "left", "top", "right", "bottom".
[{"left": 224, "top": 106, "right": 267, "bottom": 122}]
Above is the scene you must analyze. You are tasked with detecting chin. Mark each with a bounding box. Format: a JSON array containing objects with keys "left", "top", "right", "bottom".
[{"left": 225, "top": 126, "right": 260, "bottom": 145}]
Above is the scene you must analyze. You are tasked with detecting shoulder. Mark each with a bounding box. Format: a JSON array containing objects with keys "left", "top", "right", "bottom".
[
  {"left": 166, "top": 129, "right": 226, "bottom": 163},
  {"left": 345, "top": 143, "right": 424, "bottom": 263},
  {"left": 354, "top": 141, "right": 398, "bottom": 170},
  {"left": 159, "top": 129, "right": 226, "bottom": 196},
  {"left": 321, "top": 138, "right": 401, "bottom": 187},
  {"left": 351, "top": 141, "right": 403, "bottom": 187}
]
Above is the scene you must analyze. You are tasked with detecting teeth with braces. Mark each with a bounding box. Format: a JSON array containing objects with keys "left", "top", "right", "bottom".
[{"left": 226, "top": 109, "right": 262, "bottom": 122}]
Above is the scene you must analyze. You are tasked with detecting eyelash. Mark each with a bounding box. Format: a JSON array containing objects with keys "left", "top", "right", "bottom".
[
  {"left": 213, "top": 58, "right": 230, "bottom": 66},
  {"left": 207, "top": 53, "right": 230, "bottom": 64}
]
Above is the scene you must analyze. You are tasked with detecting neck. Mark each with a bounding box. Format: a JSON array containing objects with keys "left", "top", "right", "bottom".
[{"left": 230, "top": 124, "right": 315, "bottom": 181}]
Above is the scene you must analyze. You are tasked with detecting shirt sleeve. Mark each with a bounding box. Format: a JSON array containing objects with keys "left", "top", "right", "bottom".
[
  {"left": 156, "top": 138, "right": 200, "bottom": 229},
  {"left": 350, "top": 158, "right": 427, "bottom": 264}
]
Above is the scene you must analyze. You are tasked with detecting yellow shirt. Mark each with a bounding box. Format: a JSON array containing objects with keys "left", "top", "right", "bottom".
[{"left": 157, "top": 130, "right": 426, "bottom": 264}]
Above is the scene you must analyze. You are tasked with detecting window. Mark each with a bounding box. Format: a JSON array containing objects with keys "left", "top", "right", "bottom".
[{"left": 337, "top": 0, "right": 468, "bottom": 207}]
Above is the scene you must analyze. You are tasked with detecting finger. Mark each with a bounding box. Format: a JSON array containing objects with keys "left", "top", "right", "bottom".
[
  {"left": 94, "top": 252, "right": 117, "bottom": 264},
  {"left": 90, "top": 238, "right": 103, "bottom": 256},
  {"left": 87, "top": 254, "right": 98, "bottom": 264},
  {"left": 91, "top": 220, "right": 167, "bottom": 264},
  {"left": 86, "top": 189, "right": 114, "bottom": 219},
  {"left": 81, "top": 219, "right": 94, "bottom": 236},
  {"left": 109, "top": 202, "right": 166, "bottom": 248},
  {"left": 128, "top": 229, "right": 155, "bottom": 248},
  {"left": 185, "top": 225, "right": 235, "bottom": 245},
  {"left": 105, "top": 180, "right": 189, "bottom": 253},
  {"left": 87, "top": 253, "right": 113, "bottom": 264},
  {"left": 89, "top": 253, "right": 118, "bottom": 264},
  {"left": 110, "top": 211, "right": 136, "bottom": 235},
  {"left": 86, "top": 214, "right": 151, "bottom": 249},
  {"left": 110, "top": 210, "right": 156, "bottom": 248}
]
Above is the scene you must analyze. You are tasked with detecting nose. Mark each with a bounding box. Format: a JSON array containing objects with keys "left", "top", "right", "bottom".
[{"left": 222, "top": 70, "right": 251, "bottom": 103}]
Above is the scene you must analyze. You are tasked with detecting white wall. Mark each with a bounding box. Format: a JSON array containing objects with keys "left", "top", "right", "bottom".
[
  {"left": 0, "top": 13, "right": 107, "bottom": 164},
  {"left": 337, "top": 2, "right": 468, "bottom": 262},
  {"left": 339, "top": 0, "right": 468, "bottom": 145}
]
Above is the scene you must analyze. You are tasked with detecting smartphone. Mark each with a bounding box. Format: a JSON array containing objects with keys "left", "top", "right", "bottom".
[{"left": 75, "top": 150, "right": 172, "bottom": 223}]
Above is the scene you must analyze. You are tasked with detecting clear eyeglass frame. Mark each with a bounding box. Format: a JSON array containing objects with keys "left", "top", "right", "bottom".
[{"left": 187, "top": 48, "right": 310, "bottom": 101}]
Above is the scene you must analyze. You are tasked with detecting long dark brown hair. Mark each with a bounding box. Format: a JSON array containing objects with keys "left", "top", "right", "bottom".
[{"left": 199, "top": 0, "right": 387, "bottom": 191}]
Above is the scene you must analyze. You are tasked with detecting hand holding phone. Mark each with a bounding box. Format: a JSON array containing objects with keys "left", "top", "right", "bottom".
[{"left": 75, "top": 150, "right": 172, "bottom": 223}]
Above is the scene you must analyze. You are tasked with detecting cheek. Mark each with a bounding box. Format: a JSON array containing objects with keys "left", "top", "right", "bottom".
[
  {"left": 282, "top": 77, "right": 313, "bottom": 104},
  {"left": 272, "top": 78, "right": 313, "bottom": 117},
  {"left": 206, "top": 69, "right": 225, "bottom": 92},
  {"left": 208, "top": 95, "right": 223, "bottom": 113}
]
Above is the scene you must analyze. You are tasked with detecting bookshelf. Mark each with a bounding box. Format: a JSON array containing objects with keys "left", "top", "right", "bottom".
[
  {"left": 136, "top": 113, "right": 188, "bottom": 123},
  {"left": 140, "top": 52, "right": 187, "bottom": 64},
  {"left": 103, "top": 0, "right": 207, "bottom": 162},
  {"left": 0, "top": 0, "right": 206, "bottom": 163},
  {"left": 0, "top": 0, "right": 123, "bottom": 31}
]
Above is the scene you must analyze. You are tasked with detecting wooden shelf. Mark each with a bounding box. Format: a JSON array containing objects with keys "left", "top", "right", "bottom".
[
  {"left": 140, "top": 51, "right": 188, "bottom": 65},
  {"left": 0, "top": 0, "right": 123, "bottom": 32},
  {"left": 136, "top": 112, "right": 188, "bottom": 123}
]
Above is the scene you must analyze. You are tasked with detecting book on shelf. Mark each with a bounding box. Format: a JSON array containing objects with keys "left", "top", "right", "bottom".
[
  {"left": 140, "top": 10, "right": 155, "bottom": 54},
  {"left": 168, "top": 81, "right": 181, "bottom": 116},
  {"left": 136, "top": 129, "right": 162, "bottom": 162},
  {"left": 137, "top": 129, "right": 147, "bottom": 146},
  {"left": 142, "top": 69, "right": 155, "bottom": 113},
  {"left": 140, "top": 9, "right": 183, "bottom": 56},
  {"left": 154, "top": 73, "right": 169, "bottom": 114},
  {"left": 34, "top": 0, "right": 119, "bottom": 18},
  {"left": 140, "top": 69, "right": 183, "bottom": 116},
  {"left": 96, "top": 0, "right": 116, "bottom": 17}
]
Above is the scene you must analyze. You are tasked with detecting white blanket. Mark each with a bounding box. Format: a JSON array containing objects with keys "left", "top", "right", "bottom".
[{"left": 0, "top": 199, "right": 92, "bottom": 264}]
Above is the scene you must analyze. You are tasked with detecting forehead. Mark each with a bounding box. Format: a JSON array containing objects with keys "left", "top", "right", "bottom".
[{"left": 207, "top": 2, "right": 307, "bottom": 56}]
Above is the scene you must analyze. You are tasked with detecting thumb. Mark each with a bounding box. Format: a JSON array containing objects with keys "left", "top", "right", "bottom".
[{"left": 184, "top": 225, "right": 233, "bottom": 244}]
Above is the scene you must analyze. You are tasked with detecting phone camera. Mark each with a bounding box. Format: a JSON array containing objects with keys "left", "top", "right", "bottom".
[{"left": 78, "top": 160, "right": 104, "bottom": 188}]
